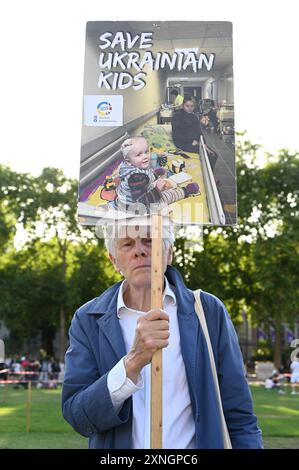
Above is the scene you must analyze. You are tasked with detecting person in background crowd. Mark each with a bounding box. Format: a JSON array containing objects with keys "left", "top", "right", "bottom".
[
  {"left": 40, "top": 357, "right": 50, "bottom": 382},
  {"left": 0, "top": 360, "right": 8, "bottom": 384},
  {"left": 12, "top": 359, "right": 22, "bottom": 374},
  {"left": 21, "top": 356, "right": 30, "bottom": 370},
  {"left": 58, "top": 361, "right": 65, "bottom": 383},
  {"left": 290, "top": 359, "right": 299, "bottom": 395},
  {"left": 170, "top": 89, "right": 184, "bottom": 110},
  {"left": 264, "top": 372, "right": 285, "bottom": 394},
  {"left": 29, "top": 358, "right": 41, "bottom": 381},
  {"left": 51, "top": 358, "right": 61, "bottom": 380}
]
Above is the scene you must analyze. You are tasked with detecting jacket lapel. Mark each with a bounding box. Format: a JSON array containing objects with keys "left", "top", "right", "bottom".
[
  {"left": 165, "top": 266, "right": 200, "bottom": 413},
  {"left": 87, "top": 282, "right": 127, "bottom": 364},
  {"left": 176, "top": 289, "right": 200, "bottom": 413},
  {"left": 97, "top": 312, "right": 127, "bottom": 362}
]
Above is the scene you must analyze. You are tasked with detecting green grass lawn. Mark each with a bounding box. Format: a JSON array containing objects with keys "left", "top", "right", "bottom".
[
  {"left": 0, "top": 386, "right": 87, "bottom": 449},
  {"left": 0, "top": 385, "right": 298, "bottom": 449},
  {"left": 251, "top": 385, "right": 299, "bottom": 449}
]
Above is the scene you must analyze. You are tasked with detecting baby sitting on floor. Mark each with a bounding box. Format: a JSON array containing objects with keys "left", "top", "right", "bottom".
[{"left": 111, "top": 136, "right": 199, "bottom": 211}]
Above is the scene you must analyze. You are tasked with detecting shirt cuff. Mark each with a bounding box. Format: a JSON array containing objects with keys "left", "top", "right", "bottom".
[{"left": 107, "top": 357, "right": 143, "bottom": 411}]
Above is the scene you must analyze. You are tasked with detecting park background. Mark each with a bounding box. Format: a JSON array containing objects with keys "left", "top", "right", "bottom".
[{"left": 0, "top": 0, "right": 298, "bottom": 450}]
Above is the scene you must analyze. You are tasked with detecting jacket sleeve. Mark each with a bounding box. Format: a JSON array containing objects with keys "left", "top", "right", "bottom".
[
  {"left": 61, "top": 311, "right": 131, "bottom": 438},
  {"left": 190, "top": 115, "right": 202, "bottom": 141},
  {"left": 216, "top": 302, "right": 263, "bottom": 449}
]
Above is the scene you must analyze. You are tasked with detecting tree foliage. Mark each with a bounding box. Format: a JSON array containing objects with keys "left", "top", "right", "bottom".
[{"left": 0, "top": 138, "right": 298, "bottom": 367}]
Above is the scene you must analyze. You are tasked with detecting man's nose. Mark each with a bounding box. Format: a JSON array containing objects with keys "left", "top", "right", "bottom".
[{"left": 133, "top": 240, "right": 148, "bottom": 257}]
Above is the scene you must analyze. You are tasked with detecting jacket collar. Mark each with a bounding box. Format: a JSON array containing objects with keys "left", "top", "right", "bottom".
[
  {"left": 85, "top": 265, "right": 195, "bottom": 317},
  {"left": 116, "top": 275, "right": 177, "bottom": 318}
]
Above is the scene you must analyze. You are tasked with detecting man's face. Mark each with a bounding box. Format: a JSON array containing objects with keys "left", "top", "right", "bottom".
[
  {"left": 109, "top": 227, "right": 173, "bottom": 288},
  {"left": 127, "top": 139, "right": 150, "bottom": 169},
  {"left": 183, "top": 101, "right": 195, "bottom": 113}
]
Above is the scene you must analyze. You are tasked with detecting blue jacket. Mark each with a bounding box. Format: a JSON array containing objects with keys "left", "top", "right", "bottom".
[{"left": 62, "top": 265, "right": 263, "bottom": 449}]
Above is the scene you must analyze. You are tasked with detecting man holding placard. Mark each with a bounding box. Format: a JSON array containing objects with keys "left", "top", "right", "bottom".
[{"left": 62, "top": 223, "right": 263, "bottom": 449}]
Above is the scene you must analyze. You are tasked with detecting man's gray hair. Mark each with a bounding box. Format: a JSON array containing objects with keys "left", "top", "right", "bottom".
[{"left": 104, "top": 222, "right": 175, "bottom": 257}]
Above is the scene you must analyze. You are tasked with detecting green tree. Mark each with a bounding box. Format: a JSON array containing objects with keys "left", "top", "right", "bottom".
[
  {"left": 0, "top": 165, "right": 117, "bottom": 359},
  {"left": 174, "top": 137, "right": 299, "bottom": 368}
]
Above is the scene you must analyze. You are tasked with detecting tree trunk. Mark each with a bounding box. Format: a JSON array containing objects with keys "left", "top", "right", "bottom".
[
  {"left": 59, "top": 308, "right": 67, "bottom": 363},
  {"left": 41, "top": 326, "right": 55, "bottom": 357},
  {"left": 59, "top": 244, "right": 68, "bottom": 363},
  {"left": 274, "top": 320, "right": 282, "bottom": 370}
]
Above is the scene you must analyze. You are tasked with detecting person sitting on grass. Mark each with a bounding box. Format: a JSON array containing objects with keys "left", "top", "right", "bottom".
[{"left": 265, "top": 372, "right": 285, "bottom": 394}]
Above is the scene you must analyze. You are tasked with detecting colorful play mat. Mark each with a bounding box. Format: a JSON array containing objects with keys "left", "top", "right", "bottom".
[{"left": 78, "top": 124, "right": 210, "bottom": 225}]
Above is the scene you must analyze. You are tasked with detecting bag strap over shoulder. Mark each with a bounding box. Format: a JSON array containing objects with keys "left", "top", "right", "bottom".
[{"left": 194, "top": 289, "right": 232, "bottom": 449}]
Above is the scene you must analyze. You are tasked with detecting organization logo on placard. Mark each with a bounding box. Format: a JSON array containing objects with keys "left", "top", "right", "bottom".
[
  {"left": 96, "top": 101, "right": 113, "bottom": 117},
  {"left": 84, "top": 95, "right": 123, "bottom": 126}
]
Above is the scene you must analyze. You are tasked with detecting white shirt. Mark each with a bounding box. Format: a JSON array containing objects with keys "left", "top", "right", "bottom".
[
  {"left": 291, "top": 361, "right": 299, "bottom": 375},
  {"left": 107, "top": 276, "right": 196, "bottom": 449}
]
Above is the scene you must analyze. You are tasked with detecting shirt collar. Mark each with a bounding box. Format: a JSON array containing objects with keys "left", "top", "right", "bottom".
[{"left": 117, "top": 275, "right": 176, "bottom": 318}]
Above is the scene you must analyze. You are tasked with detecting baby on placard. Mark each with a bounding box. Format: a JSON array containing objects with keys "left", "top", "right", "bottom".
[{"left": 112, "top": 136, "right": 199, "bottom": 211}]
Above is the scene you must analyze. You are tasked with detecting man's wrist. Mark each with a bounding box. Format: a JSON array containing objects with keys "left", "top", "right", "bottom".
[{"left": 124, "top": 354, "right": 142, "bottom": 384}]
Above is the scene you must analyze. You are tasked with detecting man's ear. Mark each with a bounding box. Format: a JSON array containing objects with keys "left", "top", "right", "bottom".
[
  {"left": 167, "top": 245, "right": 173, "bottom": 265},
  {"left": 109, "top": 253, "right": 118, "bottom": 270}
]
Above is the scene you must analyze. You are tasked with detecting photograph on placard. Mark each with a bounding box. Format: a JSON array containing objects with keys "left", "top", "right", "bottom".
[{"left": 78, "top": 21, "right": 236, "bottom": 226}]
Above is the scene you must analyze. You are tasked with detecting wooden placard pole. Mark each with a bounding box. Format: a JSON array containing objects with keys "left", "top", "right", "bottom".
[
  {"left": 26, "top": 380, "right": 32, "bottom": 433},
  {"left": 150, "top": 212, "right": 163, "bottom": 449},
  {"left": 0, "top": 383, "right": 8, "bottom": 404}
]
